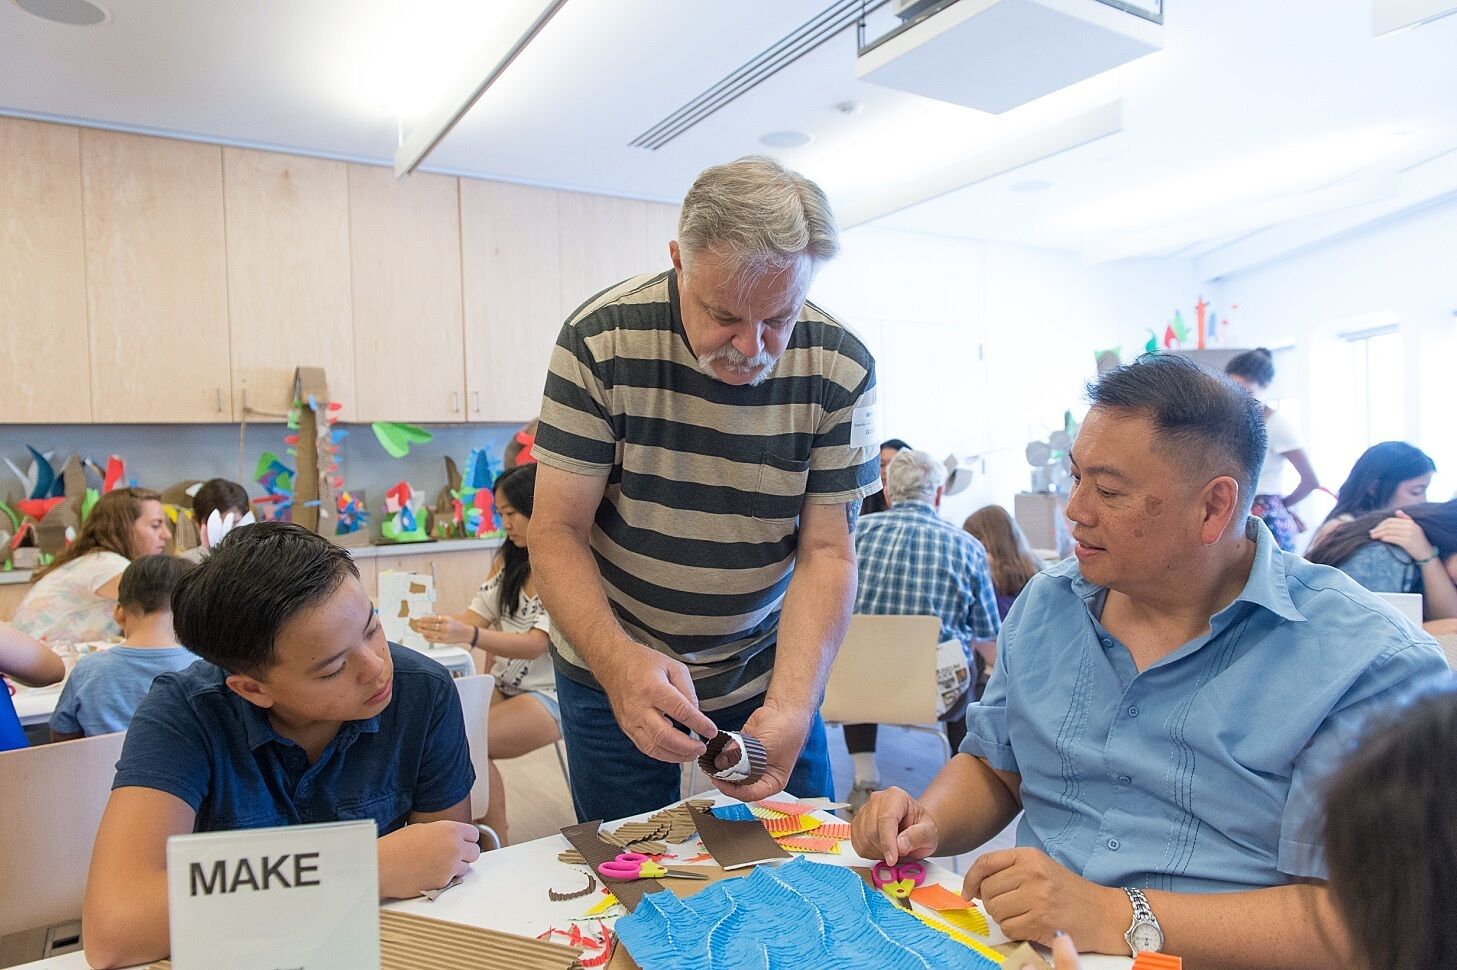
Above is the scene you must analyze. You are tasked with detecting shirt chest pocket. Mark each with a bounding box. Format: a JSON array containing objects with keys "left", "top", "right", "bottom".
[
  {"left": 753, "top": 452, "right": 811, "bottom": 520},
  {"left": 335, "top": 788, "right": 414, "bottom": 835}
]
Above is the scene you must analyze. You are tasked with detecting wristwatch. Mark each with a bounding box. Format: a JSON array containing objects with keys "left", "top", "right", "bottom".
[{"left": 1122, "top": 887, "right": 1164, "bottom": 953}]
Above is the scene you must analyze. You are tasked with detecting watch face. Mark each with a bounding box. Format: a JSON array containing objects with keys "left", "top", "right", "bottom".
[{"left": 1130, "top": 923, "right": 1163, "bottom": 951}]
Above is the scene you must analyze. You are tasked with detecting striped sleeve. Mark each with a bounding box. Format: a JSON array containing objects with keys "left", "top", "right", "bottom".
[
  {"left": 805, "top": 331, "right": 880, "bottom": 504},
  {"left": 535, "top": 317, "right": 618, "bottom": 474}
]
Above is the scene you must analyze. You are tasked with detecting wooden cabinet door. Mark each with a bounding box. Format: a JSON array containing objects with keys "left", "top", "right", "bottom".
[
  {"left": 0, "top": 118, "right": 91, "bottom": 423},
  {"left": 81, "top": 129, "right": 233, "bottom": 422},
  {"left": 348, "top": 165, "right": 465, "bottom": 423},
  {"left": 461, "top": 180, "right": 562, "bottom": 423},
  {"left": 557, "top": 191, "right": 659, "bottom": 320},
  {"left": 223, "top": 149, "right": 354, "bottom": 418},
  {"left": 642, "top": 201, "right": 680, "bottom": 277}
]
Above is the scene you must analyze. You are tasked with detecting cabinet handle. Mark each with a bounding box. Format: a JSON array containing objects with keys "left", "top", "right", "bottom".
[
  {"left": 472, "top": 390, "right": 480, "bottom": 413},
  {"left": 241, "top": 387, "right": 250, "bottom": 412},
  {"left": 215, "top": 388, "right": 223, "bottom": 413},
  {"left": 451, "top": 391, "right": 461, "bottom": 413}
]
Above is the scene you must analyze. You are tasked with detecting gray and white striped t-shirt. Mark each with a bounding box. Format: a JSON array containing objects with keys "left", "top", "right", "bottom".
[{"left": 534, "top": 270, "right": 880, "bottom": 709}]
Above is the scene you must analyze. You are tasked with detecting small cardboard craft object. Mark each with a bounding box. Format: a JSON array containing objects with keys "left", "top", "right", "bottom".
[
  {"left": 164, "top": 819, "right": 378, "bottom": 969},
  {"left": 153, "top": 910, "right": 580, "bottom": 970},
  {"left": 32, "top": 452, "right": 86, "bottom": 555},
  {"left": 291, "top": 367, "right": 337, "bottom": 538},
  {"left": 688, "top": 805, "right": 789, "bottom": 871},
  {"left": 379, "top": 570, "right": 434, "bottom": 651}
]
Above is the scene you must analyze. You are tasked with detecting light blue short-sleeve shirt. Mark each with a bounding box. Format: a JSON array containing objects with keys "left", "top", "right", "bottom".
[
  {"left": 50, "top": 646, "right": 200, "bottom": 737},
  {"left": 962, "top": 518, "right": 1450, "bottom": 893}
]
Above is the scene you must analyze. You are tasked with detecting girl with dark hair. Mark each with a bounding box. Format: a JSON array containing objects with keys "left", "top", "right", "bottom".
[
  {"left": 1225, "top": 348, "right": 1320, "bottom": 552},
  {"left": 1312, "top": 441, "right": 1436, "bottom": 546},
  {"left": 861, "top": 438, "right": 912, "bottom": 515},
  {"left": 414, "top": 463, "right": 557, "bottom": 844},
  {"left": 1307, "top": 500, "right": 1457, "bottom": 622},
  {"left": 13, "top": 487, "right": 172, "bottom": 644}
]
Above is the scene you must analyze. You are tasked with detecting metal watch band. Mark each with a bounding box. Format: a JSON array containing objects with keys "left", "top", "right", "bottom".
[{"left": 1123, "top": 887, "right": 1163, "bottom": 953}]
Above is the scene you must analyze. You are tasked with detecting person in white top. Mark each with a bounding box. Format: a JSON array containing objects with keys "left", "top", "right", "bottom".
[
  {"left": 1225, "top": 349, "right": 1320, "bottom": 551},
  {"left": 12, "top": 487, "right": 172, "bottom": 644},
  {"left": 415, "top": 463, "right": 555, "bottom": 845}
]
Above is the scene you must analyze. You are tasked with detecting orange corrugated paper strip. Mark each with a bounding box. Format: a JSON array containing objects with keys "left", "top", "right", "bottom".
[
  {"left": 777, "top": 835, "right": 842, "bottom": 854},
  {"left": 910, "top": 884, "right": 975, "bottom": 912},
  {"left": 762, "top": 814, "right": 822, "bottom": 836},
  {"left": 811, "top": 820, "right": 852, "bottom": 840},
  {"left": 1131, "top": 954, "right": 1183, "bottom": 970}
]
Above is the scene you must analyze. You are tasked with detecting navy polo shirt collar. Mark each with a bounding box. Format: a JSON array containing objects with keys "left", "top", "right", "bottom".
[{"left": 235, "top": 689, "right": 382, "bottom": 753}]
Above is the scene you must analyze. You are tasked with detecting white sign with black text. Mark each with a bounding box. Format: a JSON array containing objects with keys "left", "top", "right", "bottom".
[{"left": 166, "top": 819, "right": 380, "bottom": 969}]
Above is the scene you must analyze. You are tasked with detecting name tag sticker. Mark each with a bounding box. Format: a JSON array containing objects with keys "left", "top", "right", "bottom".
[
  {"left": 166, "top": 819, "right": 379, "bottom": 969},
  {"left": 850, "top": 403, "right": 878, "bottom": 449}
]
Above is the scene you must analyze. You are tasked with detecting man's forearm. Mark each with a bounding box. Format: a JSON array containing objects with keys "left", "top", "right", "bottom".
[
  {"left": 921, "top": 754, "right": 1022, "bottom": 856},
  {"left": 531, "top": 522, "right": 631, "bottom": 667},
  {"left": 1137, "top": 883, "right": 1343, "bottom": 969},
  {"left": 765, "top": 545, "right": 854, "bottom": 712}
]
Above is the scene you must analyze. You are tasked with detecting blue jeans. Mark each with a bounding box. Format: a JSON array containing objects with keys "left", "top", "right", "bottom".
[{"left": 553, "top": 669, "right": 833, "bottom": 822}]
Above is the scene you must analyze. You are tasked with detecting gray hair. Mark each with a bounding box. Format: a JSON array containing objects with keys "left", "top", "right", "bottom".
[
  {"left": 887, "top": 449, "right": 945, "bottom": 505},
  {"left": 677, "top": 156, "right": 840, "bottom": 283}
]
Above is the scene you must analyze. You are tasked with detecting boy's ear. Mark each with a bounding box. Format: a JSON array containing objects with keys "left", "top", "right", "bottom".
[
  {"left": 113, "top": 602, "right": 126, "bottom": 631},
  {"left": 224, "top": 673, "right": 275, "bottom": 709}
]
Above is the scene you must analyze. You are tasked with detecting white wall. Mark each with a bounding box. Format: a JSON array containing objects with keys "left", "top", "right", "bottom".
[
  {"left": 813, "top": 225, "right": 1199, "bottom": 525},
  {"left": 1213, "top": 197, "right": 1457, "bottom": 506}
]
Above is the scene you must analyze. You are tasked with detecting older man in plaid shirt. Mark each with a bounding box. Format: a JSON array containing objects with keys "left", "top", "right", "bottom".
[{"left": 845, "top": 449, "right": 1001, "bottom": 813}]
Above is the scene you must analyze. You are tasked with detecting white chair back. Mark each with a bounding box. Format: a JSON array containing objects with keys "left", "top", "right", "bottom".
[
  {"left": 453, "top": 674, "right": 494, "bottom": 820},
  {"left": 821, "top": 615, "right": 942, "bottom": 726},
  {"left": 0, "top": 731, "right": 126, "bottom": 939}
]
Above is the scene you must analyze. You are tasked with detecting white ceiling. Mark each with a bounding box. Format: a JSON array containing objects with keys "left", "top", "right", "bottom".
[{"left": 4, "top": 0, "right": 1457, "bottom": 272}]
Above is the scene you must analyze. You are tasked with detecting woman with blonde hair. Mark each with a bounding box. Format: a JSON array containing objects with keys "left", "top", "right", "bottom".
[
  {"left": 12, "top": 487, "right": 172, "bottom": 644},
  {"left": 963, "top": 504, "right": 1044, "bottom": 620}
]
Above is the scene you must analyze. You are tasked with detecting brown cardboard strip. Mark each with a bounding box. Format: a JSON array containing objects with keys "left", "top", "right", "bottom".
[
  {"left": 688, "top": 805, "right": 789, "bottom": 871},
  {"left": 560, "top": 821, "right": 665, "bottom": 911},
  {"left": 150, "top": 910, "right": 582, "bottom": 970}
]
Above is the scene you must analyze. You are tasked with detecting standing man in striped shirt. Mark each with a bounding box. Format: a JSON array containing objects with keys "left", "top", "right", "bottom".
[{"left": 531, "top": 157, "right": 881, "bottom": 821}]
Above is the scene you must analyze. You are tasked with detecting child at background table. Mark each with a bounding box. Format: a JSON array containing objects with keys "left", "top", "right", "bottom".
[
  {"left": 416, "top": 463, "right": 557, "bottom": 845},
  {"left": 0, "top": 620, "right": 64, "bottom": 751},
  {"left": 180, "top": 477, "right": 253, "bottom": 563},
  {"left": 50, "top": 555, "right": 198, "bottom": 739}
]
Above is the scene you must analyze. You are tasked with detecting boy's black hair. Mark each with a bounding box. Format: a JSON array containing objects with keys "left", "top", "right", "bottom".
[
  {"left": 1087, "top": 353, "right": 1267, "bottom": 515},
  {"left": 118, "top": 554, "right": 196, "bottom": 615},
  {"left": 192, "top": 478, "right": 251, "bottom": 523},
  {"left": 171, "top": 521, "right": 358, "bottom": 676}
]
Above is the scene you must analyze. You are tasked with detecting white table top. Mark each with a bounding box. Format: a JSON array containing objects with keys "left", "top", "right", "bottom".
[{"left": 16, "top": 791, "right": 1132, "bottom": 969}]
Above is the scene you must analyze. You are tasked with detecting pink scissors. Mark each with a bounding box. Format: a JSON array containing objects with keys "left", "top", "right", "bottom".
[
  {"left": 596, "top": 852, "right": 707, "bottom": 882},
  {"left": 871, "top": 860, "right": 926, "bottom": 908}
]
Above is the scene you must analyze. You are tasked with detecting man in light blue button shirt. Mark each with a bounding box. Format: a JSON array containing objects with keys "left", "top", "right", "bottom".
[{"left": 852, "top": 355, "right": 1449, "bottom": 967}]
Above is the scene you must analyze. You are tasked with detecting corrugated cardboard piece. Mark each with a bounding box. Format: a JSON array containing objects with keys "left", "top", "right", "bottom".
[
  {"left": 151, "top": 910, "right": 583, "bottom": 970},
  {"left": 291, "top": 366, "right": 336, "bottom": 537}
]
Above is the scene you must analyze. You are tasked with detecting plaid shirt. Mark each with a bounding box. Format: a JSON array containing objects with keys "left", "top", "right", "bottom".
[{"left": 854, "top": 501, "right": 1001, "bottom": 651}]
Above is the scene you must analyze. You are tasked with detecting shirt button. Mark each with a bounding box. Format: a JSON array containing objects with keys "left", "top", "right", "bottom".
[
  {"left": 1127, "top": 706, "right": 1139, "bottom": 718},
  {"left": 1101, "top": 638, "right": 1113, "bottom": 648},
  {"left": 1117, "top": 775, "right": 1132, "bottom": 785},
  {"left": 1107, "top": 838, "right": 1120, "bottom": 851}
]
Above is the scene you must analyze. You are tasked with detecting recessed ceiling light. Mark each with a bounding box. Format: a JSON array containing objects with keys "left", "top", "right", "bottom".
[
  {"left": 12, "top": 0, "right": 109, "bottom": 26},
  {"left": 1010, "top": 179, "right": 1053, "bottom": 193},
  {"left": 759, "top": 130, "right": 814, "bottom": 149}
]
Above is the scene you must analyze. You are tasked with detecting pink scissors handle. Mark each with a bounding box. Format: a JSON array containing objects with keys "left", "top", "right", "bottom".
[
  {"left": 597, "top": 852, "right": 651, "bottom": 881},
  {"left": 871, "top": 860, "right": 927, "bottom": 888}
]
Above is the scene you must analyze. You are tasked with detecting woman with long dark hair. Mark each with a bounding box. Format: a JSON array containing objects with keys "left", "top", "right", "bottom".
[
  {"left": 414, "top": 463, "right": 557, "bottom": 844},
  {"left": 1312, "top": 441, "right": 1436, "bottom": 546},
  {"left": 1306, "top": 500, "right": 1457, "bottom": 622}
]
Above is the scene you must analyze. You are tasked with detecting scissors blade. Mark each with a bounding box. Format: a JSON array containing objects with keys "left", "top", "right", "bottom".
[{"left": 661, "top": 868, "right": 710, "bottom": 880}]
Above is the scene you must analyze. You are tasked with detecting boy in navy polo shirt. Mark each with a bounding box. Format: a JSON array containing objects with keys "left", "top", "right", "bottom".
[{"left": 82, "top": 523, "right": 479, "bottom": 968}]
